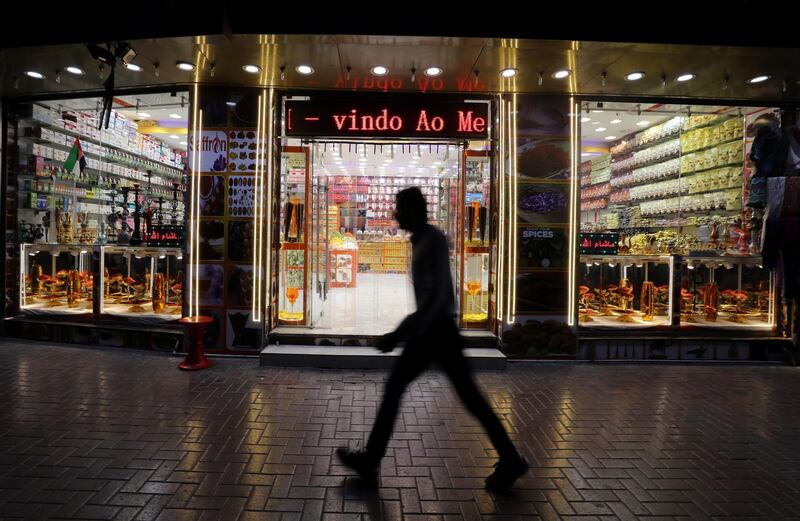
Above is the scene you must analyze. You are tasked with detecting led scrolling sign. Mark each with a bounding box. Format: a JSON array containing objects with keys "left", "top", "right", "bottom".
[{"left": 284, "top": 96, "right": 490, "bottom": 139}]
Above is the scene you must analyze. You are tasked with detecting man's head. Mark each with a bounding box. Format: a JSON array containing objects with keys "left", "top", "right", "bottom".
[{"left": 395, "top": 187, "right": 427, "bottom": 231}]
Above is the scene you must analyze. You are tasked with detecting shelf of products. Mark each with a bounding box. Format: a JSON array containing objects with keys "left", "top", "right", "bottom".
[
  {"left": 16, "top": 100, "right": 188, "bottom": 276},
  {"left": 579, "top": 107, "right": 776, "bottom": 333}
]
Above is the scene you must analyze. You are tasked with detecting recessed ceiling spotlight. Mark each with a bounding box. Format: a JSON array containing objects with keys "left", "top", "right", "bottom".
[
  {"left": 296, "top": 64, "right": 314, "bottom": 75},
  {"left": 137, "top": 112, "right": 151, "bottom": 119},
  {"left": 581, "top": 117, "right": 591, "bottom": 122},
  {"left": 552, "top": 69, "right": 570, "bottom": 79},
  {"left": 25, "top": 71, "right": 45, "bottom": 79},
  {"left": 424, "top": 67, "right": 443, "bottom": 77},
  {"left": 65, "top": 66, "right": 84, "bottom": 75},
  {"left": 371, "top": 66, "right": 389, "bottom": 76},
  {"left": 636, "top": 120, "right": 650, "bottom": 126},
  {"left": 169, "top": 113, "right": 182, "bottom": 119},
  {"left": 748, "top": 75, "right": 770, "bottom": 84},
  {"left": 500, "top": 67, "right": 518, "bottom": 78},
  {"left": 168, "top": 134, "right": 180, "bottom": 139},
  {"left": 125, "top": 63, "right": 143, "bottom": 72},
  {"left": 625, "top": 71, "right": 645, "bottom": 81},
  {"left": 676, "top": 73, "right": 695, "bottom": 82},
  {"left": 605, "top": 136, "right": 617, "bottom": 141},
  {"left": 610, "top": 118, "right": 622, "bottom": 124},
  {"left": 175, "top": 61, "right": 195, "bottom": 71},
  {"left": 243, "top": 64, "right": 261, "bottom": 74},
  {"left": 595, "top": 127, "right": 607, "bottom": 132},
  {"left": 226, "top": 101, "right": 237, "bottom": 107}
]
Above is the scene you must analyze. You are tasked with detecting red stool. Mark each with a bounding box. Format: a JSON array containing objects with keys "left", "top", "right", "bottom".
[{"left": 178, "top": 316, "right": 214, "bottom": 370}]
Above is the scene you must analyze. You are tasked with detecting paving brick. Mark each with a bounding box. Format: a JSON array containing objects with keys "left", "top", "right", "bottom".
[{"left": 2, "top": 341, "right": 800, "bottom": 521}]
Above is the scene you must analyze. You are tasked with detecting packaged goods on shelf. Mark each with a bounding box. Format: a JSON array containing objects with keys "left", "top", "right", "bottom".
[
  {"left": 609, "top": 189, "right": 631, "bottom": 204},
  {"left": 580, "top": 183, "right": 610, "bottom": 201},
  {"left": 611, "top": 154, "right": 635, "bottom": 173},
  {"left": 610, "top": 139, "right": 635, "bottom": 155},
  {"left": 581, "top": 198, "right": 607, "bottom": 211},
  {"left": 631, "top": 157, "right": 680, "bottom": 184},
  {"left": 629, "top": 178, "right": 687, "bottom": 201},
  {"left": 610, "top": 172, "right": 635, "bottom": 187},
  {"left": 591, "top": 154, "right": 611, "bottom": 170},
  {"left": 590, "top": 168, "right": 612, "bottom": 185},
  {"left": 636, "top": 116, "right": 682, "bottom": 146},
  {"left": 633, "top": 139, "right": 681, "bottom": 167}
]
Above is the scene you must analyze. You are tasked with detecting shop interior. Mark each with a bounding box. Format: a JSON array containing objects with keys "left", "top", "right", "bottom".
[
  {"left": 579, "top": 101, "right": 776, "bottom": 331},
  {"left": 278, "top": 140, "right": 491, "bottom": 335},
  {"left": 17, "top": 93, "right": 187, "bottom": 322}
]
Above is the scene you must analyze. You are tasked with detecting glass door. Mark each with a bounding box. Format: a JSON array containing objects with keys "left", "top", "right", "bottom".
[{"left": 309, "top": 144, "right": 331, "bottom": 328}]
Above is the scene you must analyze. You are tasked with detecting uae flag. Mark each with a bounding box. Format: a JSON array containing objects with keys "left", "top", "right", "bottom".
[{"left": 63, "top": 138, "right": 86, "bottom": 174}]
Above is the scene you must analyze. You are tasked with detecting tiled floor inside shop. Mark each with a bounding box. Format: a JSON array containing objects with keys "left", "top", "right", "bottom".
[
  {"left": 310, "top": 273, "right": 415, "bottom": 335},
  {"left": 2, "top": 340, "right": 800, "bottom": 520}
]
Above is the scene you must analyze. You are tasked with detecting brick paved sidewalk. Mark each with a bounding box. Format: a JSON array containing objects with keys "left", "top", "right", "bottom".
[{"left": 1, "top": 340, "right": 800, "bottom": 520}]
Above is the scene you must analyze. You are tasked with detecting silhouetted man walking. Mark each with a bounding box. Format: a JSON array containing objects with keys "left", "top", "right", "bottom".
[{"left": 336, "top": 187, "right": 528, "bottom": 492}]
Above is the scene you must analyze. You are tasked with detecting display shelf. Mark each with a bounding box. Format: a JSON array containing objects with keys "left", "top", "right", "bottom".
[
  {"left": 681, "top": 161, "right": 743, "bottom": 176},
  {"left": 632, "top": 151, "right": 682, "bottom": 171},
  {"left": 634, "top": 132, "right": 681, "bottom": 151},
  {"left": 281, "top": 242, "right": 306, "bottom": 250},
  {"left": 30, "top": 150, "right": 183, "bottom": 191},
  {"left": 23, "top": 119, "right": 183, "bottom": 174},
  {"left": 681, "top": 136, "right": 742, "bottom": 156}
]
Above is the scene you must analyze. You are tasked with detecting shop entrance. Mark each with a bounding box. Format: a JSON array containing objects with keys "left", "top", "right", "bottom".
[{"left": 276, "top": 139, "right": 493, "bottom": 337}]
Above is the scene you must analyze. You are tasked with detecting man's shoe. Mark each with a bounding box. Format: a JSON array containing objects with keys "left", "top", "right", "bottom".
[
  {"left": 335, "top": 447, "right": 379, "bottom": 480},
  {"left": 485, "top": 455, "right": 529, "bottom": 492}
]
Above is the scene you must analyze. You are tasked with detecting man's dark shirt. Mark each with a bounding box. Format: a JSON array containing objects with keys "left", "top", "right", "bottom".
[{"left": 393, "top": 223, "right": 456, "bottom": 341}]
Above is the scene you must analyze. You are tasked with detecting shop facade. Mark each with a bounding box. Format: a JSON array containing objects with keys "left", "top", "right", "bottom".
[{"left": 1, "top": 35, "right": 798, "bottom": 360}]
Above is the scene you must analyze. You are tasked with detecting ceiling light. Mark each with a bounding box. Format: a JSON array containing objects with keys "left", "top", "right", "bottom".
[
  {"left": 581, "top": 117, "right": 591, "bottom": 122},
  {"left": 625, "top": 71, "right": 645, "bottom": 81},
  {"left": 748, "top": 75, "right": 770, "bottom": 84},
  {"left": 605, "top": 136, "right": 617, "bottom": 140},
  {"left": 591, "top": 122, "right": 600, "bottom": 125},
  {"left": 25, "top": 71, "right": 44, "bottom": 79},
  {"left": 179, "top": 141, "right": 187, "bottom": 145},
  {"left": 500, "top": 67, "right": 518, "bottom": 78},
  {"left": 424, "top": 67, "right": 443, "bottom": 77},
  {"left": 243, "top": 64, "right": 261, "bottom": 74},
  {"left": 226, "top": 101, "right": 237, "bottom": 107},
  {"left": 595, "top": 127, "right": 607, "bottom": 132},
  {"left": 552, "top": 69, "right": 570, "bottom": 79},
  {"left": 636, "top": 120, "right": 650, "bottom": 126},
  {"left": 371, "top": 66, "right": 389, "bottom": 76},
  {"left": 175, "top": 61, "right": 195, "bottom": 71},
  {"left": 168, "top": 134, "right": 180, "bottom": 139},
  {"left": 125, "top": 63, "right": 143, "bottom": 72},
  {"left": 296, "top": 65, "right": 314, "bottom": 75},
  {"left": 610, "top": 119, "right": 622, "bottom": 124},
  {"left": 65, "top": 66, "right": 84, "bottom": 75},
  {"left": 581, "top": 152, "right": 591, "bottom": 157},
  {"left": 169, "top": 113, "right": 182, "bottom": 119},
  {"left": 676, "top": 73, "right": 695, "bottom": 82},
  {"left": 137, "top": 112, "right": 151, "bottom": 118}
]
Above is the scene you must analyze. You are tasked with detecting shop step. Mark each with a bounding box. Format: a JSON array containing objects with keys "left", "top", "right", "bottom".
[
  {"left": 268, "top": 327, "right": 499, "bottom": 350},
  {"left": 260, "top": 345, "right": 506, "bottom": 370}
]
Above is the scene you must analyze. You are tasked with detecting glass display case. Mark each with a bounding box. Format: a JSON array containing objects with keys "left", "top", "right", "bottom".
[
  {"left": 100, "top": 246, "right": 183, "bottom": 320},
  {"left": 278, "top": 148, "right": 308, "bottom": 324},
  {"left": 20, "top": 243, "right": 93, "bottom": 314},
  {"left": 461, "top": 151, "right": 490, "bottom": 326},
  {"left": 680, "top": 256, "right": 775, "bottom": 329},
  {"left": 578, "top": 254, "right": 676, "bottom": 329}
]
